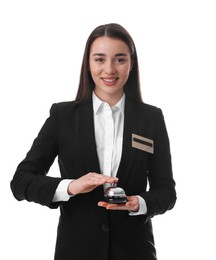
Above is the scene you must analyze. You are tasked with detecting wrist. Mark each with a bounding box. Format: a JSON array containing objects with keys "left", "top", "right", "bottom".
[
  {"left": 129, "top": 196, "right": 147, "bottom": 216},
  {"left": 67, "top": 180, "right": 76, "bottom": 195},
  {"left": 128, "top": 196, "right": 139, "bottom": 212}
]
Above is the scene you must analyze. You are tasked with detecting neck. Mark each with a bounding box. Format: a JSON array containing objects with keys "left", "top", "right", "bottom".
[{"left": 94, "top": 90, "right": 124, "bottom": 107}]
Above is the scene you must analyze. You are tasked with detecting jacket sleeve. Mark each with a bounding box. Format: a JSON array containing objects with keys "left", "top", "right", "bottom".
[
  {"left": 10, "top": 104, "right": 62, "bottom": 208},
  {"left": 141, "top": 108, "right": 177, "bottom": 218}
]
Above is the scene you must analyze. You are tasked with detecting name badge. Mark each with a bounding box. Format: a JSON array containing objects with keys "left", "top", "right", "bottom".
[{"left": 132, "top": 133, "right": 154, "bottom": 154}]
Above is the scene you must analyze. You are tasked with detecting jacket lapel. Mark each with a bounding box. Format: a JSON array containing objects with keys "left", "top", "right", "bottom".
[
  {"left": 116, "top": 97, "right": 138, "bottom": 188},
  {"left": 78, "top": 98, "right": 101, "bottom": 174},
  {"left": 77, "top": 98, "right": 108, "bottom": 203}
]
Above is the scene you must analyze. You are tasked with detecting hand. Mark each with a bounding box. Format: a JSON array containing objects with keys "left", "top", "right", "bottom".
[
  {"left": 67, "top": 173, "right": 118, "bottom": 195},
  {"left": 98, "top": 196, "right": 139, "bottom": 212}
]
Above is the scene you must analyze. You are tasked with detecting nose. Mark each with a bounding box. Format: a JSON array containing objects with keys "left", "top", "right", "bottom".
[{"left": 104, "top": 60, "right": 115, "bottom": 75}]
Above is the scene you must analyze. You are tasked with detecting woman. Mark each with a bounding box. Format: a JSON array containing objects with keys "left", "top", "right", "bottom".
[{"left": 11, "top": 23, "right": 176, "bottom": 260}]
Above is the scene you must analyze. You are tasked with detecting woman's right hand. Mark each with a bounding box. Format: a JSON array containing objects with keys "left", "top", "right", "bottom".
[{"left": 67, "top": 173, "right": 118, "bottom": 195}]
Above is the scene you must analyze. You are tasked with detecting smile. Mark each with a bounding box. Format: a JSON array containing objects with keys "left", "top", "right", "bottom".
[{"left": 102, "top": 77, "right": 118, "bottom": 86}]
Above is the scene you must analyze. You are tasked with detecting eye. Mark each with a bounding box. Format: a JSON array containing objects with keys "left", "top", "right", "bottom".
[
  {"left": 95, "top": 58, "right": 104, "bottom": 63},
  {"left": 114, "top": 58, "right": 126, "bottom": 63}
]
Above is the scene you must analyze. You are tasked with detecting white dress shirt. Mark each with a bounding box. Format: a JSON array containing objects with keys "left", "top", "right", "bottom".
[
  {"left": 93, "top": 92, "right": 124, "bottom": 188},
  {"left": 53, "top": 92, "right": 147, "bottom": 215}
]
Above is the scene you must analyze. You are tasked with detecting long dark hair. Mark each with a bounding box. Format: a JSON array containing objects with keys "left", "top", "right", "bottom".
[{"left": 75, "top": 23, "right": 142, "bottom": 103}]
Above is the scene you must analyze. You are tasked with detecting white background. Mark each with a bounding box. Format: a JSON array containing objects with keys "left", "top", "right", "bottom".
[{"left": 1, "top": 0, "right": 216, "bottom": 259}]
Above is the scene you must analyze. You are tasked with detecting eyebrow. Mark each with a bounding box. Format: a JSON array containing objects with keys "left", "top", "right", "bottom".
[{"left": 92, "top": 53, "right": 128, "bottom": 57}]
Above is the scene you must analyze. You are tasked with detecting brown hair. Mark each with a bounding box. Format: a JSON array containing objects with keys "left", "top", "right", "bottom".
[{"left": 75, "top": 23, "right": 142, "bottom": 103}]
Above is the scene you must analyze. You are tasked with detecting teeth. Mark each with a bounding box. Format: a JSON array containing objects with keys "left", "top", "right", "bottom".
[{"left": 103, "top": 79, "right": 116, "bottom": 82}]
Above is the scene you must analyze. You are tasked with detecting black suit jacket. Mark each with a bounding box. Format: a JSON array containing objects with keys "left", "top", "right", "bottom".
[{"left": 11, "top": 95, "right": 176, "bottom": 260}]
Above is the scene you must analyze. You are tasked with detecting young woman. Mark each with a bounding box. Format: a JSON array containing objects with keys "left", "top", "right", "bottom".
[{"left": 11, "top": 23, "right": 176, "bottom": 260}]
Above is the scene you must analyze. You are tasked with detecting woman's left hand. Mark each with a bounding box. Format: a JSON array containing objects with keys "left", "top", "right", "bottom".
[{"left": 98, "top": 196, "right": 139, "bottom": 212}]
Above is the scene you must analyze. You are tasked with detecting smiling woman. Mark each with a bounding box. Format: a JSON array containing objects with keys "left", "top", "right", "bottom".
[
  {"left": 10, "top": 23, "right": 176, "bottom": 260},
  {"left": 75, "top": 23, "right": 141, "bottom": 105}
]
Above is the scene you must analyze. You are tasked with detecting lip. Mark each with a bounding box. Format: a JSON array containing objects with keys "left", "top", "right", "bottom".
[{"left": 101, "top": 77, "right": 119, "bottom": 86}]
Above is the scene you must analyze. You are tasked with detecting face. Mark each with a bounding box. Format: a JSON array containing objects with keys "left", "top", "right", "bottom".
[{"left": 89, "top": 36, "right": 132, "bottom": 105}]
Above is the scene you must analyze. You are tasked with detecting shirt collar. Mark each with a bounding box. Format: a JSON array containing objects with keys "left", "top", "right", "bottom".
[{"left": 92, "top": 92, "right": 125, "bottom": 115}]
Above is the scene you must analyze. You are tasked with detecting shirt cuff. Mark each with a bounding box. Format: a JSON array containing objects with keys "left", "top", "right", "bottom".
[
  {"left": 129, "top": 195, "right": 147, "bottom": 216},
  {"left": 52, "top": 179, "right": 74, "bottom": 202}
]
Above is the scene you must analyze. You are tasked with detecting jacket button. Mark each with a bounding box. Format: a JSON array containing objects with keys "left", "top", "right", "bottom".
[{"left": 102, "top": 224, "right": 109, "bottom": 232}]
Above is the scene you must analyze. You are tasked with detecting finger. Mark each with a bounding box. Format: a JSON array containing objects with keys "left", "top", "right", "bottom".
[
  {"left": 98, "top": 201, "right": 108, "bottom": 207},
  {"left": 99, "top": 202, "right": 127, "bottom": 210},
  {"left": 100, "top": 175, "right": 119, "bottom": 182},
  {"left": 86, "top": 176, "right": 108, "bottom": 185},
  {"left": 125, "top": 202, "right": 134, "bottom": 209},
  {"left": 92, "top": 178, "right": 118, "bottom": 187},
  {"left": 106, "top": 204, "right": 127, "bottom": 210},
  {"left": 98, "top": 201, "right": 124, "bottom": 209},
  {"left": 90, "top": 173, "right": 118, "bottom": 180},
  {"left": 88, "top": 174, "right": 118, "bottom": 184}
]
